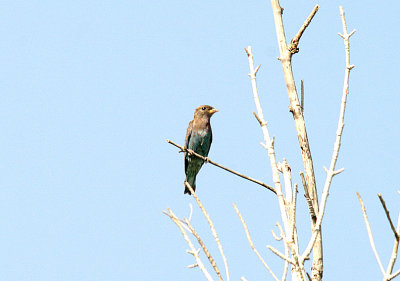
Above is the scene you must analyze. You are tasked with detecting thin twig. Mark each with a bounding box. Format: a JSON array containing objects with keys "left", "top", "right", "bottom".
[
  {"left": 245, "top": 45, "right": 288, "bottom": 236},
  {"left": 246, "top": 45, "right": 305, "bottom": 280},
  {"left": 163, "top": 209, "right": 214, "bottom": 281},
  {"left": 288, "top": 5, "right": 320, "bottom": 54},
  {"left": 386, "top": 210, "right": 400, "bottom": 277},
  {"left": 167, "top": 139, "right": 276, "bottom": 194},
  {"left": 301, "top": 79, "right": 304, "bottom": 113},
  {"left": 291, "top": 184, "right": 298, "bottom": 242},
  {"left": 267, "top": 245, "right": 295, "bottom": 265},
  {"left": 184, "top": 218, "right": 223, "bottom": 281},
  {"left": 301, "top": 6, "right": 355, "bottom": 263},
  {"left": 185, "top": 182, "right": 230, "bottom": 281},
  {"left": 356, "top": 192, "right": 386, "bottom": 276},
  {"left": 389, "top": 268, "right": 400, "bottom": 280},
  {"left": 233, "top": 203, "right": 280, "bottom": 281},
  {"left": 378, "top": 193, "right": 399, "bottom": 239}
]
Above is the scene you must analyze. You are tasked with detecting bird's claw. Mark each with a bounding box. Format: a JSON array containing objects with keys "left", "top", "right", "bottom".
[{"left": 204, "top": 157, "right": 210, "bottom": 163}]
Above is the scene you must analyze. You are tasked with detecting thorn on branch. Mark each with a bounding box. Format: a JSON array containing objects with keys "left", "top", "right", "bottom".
[{"left": 188, "top": 263, "right": 199, "bottom": 268}]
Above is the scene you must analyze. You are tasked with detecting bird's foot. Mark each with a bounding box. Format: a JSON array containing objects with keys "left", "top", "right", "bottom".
[{"left": 204, "top": 157, "right": 210, "bottom": 163}]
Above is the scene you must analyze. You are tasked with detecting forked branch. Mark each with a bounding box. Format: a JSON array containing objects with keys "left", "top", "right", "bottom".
[
  {"left": 184, "top": 182, "right": 231, "bottom": 281},
  {"left": 163, "top": 208, "right": 214, "bottom": 281},
  {"left": 288, "top": 5, "right": 320, "bottom": 54}
]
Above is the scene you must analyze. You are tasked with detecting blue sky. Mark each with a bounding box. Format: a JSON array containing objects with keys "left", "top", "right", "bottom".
[{"left": 0, "top": 0, "right": 399, "bottom": 280}]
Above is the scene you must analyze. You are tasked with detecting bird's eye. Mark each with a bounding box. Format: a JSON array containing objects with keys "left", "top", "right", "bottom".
[{"left": 202, "top": 107, "right": 206, "bottom": 110}]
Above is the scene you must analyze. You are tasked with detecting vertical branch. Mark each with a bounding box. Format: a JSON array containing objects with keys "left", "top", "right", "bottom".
[
  {"left": 301, "top": 80, "right": 304, "bottom": 113},
  {"left": 356, "top": 193, "right": 386, "bottom": 276},
  {"left": 301, "top": 6, "right": 355, "bottom": 264},
  {"left": 270, "top": 1, "right": 321, "bottom": 279},
  {"left": 185, "top": 182, "right": 230, "bottom": 281},
  {"left": 246, "top": 46, "right": 306, "bottom": 281},
  {"left": 245, "top": 46, "right": 288, "bottom": 233},
  {"left": 279, "top": 159, "right": 293, "bottom": 203}
]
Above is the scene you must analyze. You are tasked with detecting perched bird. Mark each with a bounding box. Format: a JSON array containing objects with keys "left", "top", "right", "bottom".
[{"left": 184, "top": 105, "right": 218, "bottom": 194}]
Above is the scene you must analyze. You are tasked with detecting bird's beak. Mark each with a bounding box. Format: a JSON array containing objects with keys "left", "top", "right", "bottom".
[{"left": 209, "top": 108, "right": 218, "bottom": 115}]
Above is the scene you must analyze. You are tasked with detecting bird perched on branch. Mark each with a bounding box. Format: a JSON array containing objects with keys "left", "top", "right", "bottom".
[{"left": 184, "top": 105, "right": 218, "bottom": 194}]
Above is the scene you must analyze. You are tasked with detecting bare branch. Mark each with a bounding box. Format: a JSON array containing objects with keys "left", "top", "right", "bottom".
[
  {"left": 301, "top": 6, "right": 355, "bottom": 265},
  {"left": 356, "top": 192, "right": 386, "bottom": 276},
  {"left": 301, "top": 80, "right": 304, "bottom": 112},
  {"left": 378, "top": 193, "right": 399, "bottom": 240},
  {"left": 271, "top": 229, "right": 283, "bottom": 241},
  {"left": 300, "top": 172, "right": 316, "bottom": 221},
  {"left": 389, "top": 268, "right": 400, "bottom": 280},
  {"left": 184, "top": 218, "right": 223, "bottom": 281},
  {"left": 386, "top": 206, "right": 400, "bottom": 276},
  {"left": 245, "top": 45, "right": 289, "bottom": 235},
  {"left": 233, "top": 203, "right": 280, "bottom": 281},
  {"left": 185, "top": 182, "right": 230, "bottom": 281},
  {"left": 163, "top": 209, "right": 214, "bottom": 281},
  {"left": 267, "top": 245, "right": 295, "bottom": 265},
  {"left": 270, "top": 0, "right": 322, "bottom": 276},
  {"left": 167, "top": 139, "right": 276, "bottom": 194},
  {"left": 288, "top": 5, "right": 320, "bottom": 54}
]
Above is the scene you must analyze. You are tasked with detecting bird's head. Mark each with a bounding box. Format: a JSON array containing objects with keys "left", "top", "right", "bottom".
[{"left": 194, "top": 105, "right": 218, "bottom": 119}]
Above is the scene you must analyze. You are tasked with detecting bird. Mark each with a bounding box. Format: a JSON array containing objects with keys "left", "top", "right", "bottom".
[{"left": 184, "top": 105, "right": 218, "bottom": 194}]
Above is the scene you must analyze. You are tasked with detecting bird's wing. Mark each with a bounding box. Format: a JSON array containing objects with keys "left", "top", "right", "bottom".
[{"left": 184, "top": 120, "right": 193, "bottom": 172}]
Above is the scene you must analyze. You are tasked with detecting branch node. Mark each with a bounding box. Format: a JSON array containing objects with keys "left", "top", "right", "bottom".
[
  {"left": 333, "top": 167, "right": 345, "bottom": 175},
  {"left": 253, "top": 112, "right": 267, "bottom": 126}
]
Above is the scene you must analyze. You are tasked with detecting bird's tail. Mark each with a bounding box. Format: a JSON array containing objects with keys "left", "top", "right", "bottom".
[{"left": 184, "top": 177, "right": 196, "bottom": 195}]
